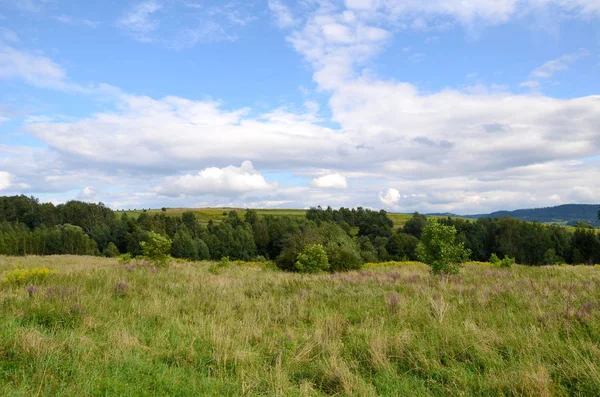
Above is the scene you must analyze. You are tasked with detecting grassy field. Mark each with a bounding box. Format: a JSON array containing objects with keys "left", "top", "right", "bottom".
[
  {"left": 1, "top": 256, "right": 600, "bottom": 396},
  {"left": 122, "top": 208, "right": 428, "bottom": 229}
]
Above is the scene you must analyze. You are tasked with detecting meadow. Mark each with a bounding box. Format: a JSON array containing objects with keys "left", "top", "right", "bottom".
[
  {"left": 1, "top": 256, "right": 600, "bottom": 396},
  {"left": 122, "top": 207, "right": 429, "bottom": 229}
]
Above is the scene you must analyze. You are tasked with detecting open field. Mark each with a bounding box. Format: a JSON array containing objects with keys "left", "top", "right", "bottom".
[
  {"left": 122, "top": 208, "right": 441, "bottom": 229},
  {"left": 2, "top": 256, "right": 600, "bottom": 396}
]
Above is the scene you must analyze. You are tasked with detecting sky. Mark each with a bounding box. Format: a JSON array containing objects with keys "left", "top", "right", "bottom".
[{"left": 0, "top": 0, "right": 599, "bottom": 214}]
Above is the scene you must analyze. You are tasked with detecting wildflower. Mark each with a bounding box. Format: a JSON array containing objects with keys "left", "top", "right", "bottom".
[{"left": 113, "top": 280, "right": 130, "bottom": 297}]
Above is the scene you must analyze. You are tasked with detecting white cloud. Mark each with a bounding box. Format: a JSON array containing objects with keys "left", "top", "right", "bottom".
[
  {"left": 530, "top": 49, "right": 590, "bottom": 79},
  {"left": 379, "top": 188, "right": 401, "bottom": 208},
  {"left": 311, "top": 173, "right": 348, "bottom": 189},
  {"left": 117, "top": 0, "right": 162, "bottom": 39},
  {"left": 26, "top": 94, "right": 345, "bottom": 170},
  {"left": 117, "top": 0, "right": 254, "bottom": 48},
  {"left": 268, "top": 0, "right": 296, "bottom": 28},
  {"left": 0, "top": 171, "right": 12, "bottom": 190},
  {"left": 77, "top": 186, "right": 98, "bottom": 200},
  {"left": 0, "top": 45, "right": 67, "bottom": 88},
  {"left": 156, "top": 161, "right": 277, "bottom": 197},
  {"left": 520, "top": 49, "right": 590, "bottom": 90},
  {"left": 520, "top": 80, "right": 540, "bottom": 89},
  {"left": 2, "top": 0, "right": 600, "bottom": 213}
]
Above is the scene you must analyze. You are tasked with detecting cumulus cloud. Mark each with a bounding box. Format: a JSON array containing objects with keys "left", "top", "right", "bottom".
[
  {"left": 2, "top": 0, "right": 599, "bottom": 213},
  {"left": 26, "top": 94, "right": 345, "bottom": 171},
  {"left": 0, "top": 171, "right": 12, "bottom": 190},
  {"left": 379, "top": 188, "right": 401, "bottom": 208},
  {"left": 156, "top": 161, "right": 277, "bottom": 197},
  {"left": 311, "top": 173, "right": 348, "bottom": 189}
]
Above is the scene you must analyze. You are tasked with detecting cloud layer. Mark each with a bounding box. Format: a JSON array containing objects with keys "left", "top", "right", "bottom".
[{"left": 0, "top": 0, "right": 598, "bottom": 214}]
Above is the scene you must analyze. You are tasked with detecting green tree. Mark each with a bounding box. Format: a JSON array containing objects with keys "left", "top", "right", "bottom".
[
  {"left": 295, "top": 244, "right": 329, "bottom": 273},
  {"left": 416, "top": 219, "right": 471, "bottom": 275},
  {"left": 386, "top": 232, "right": 419, "bottom": 261},
  {"left": 104, "top": 242, "right": 120, "bottom": 258},
  {"left": 140, "top": 231, "right": 172, "bottom": 267},
  {"left": 171, "top": 230, "right": 197, "bottom": 260},
  {"left": 402, "top": 212, "right": 428, "bottom": 239}
]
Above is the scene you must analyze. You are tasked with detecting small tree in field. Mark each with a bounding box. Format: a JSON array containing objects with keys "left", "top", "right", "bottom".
[
  {"left": 295, "top": 244, "right": 329, "bottom": 273},
  {"left": 140, "top": 231, "right": 172, "bottom": 267},
  {"left": 416, "top": 219, "right": 471, "bottom": 275}
]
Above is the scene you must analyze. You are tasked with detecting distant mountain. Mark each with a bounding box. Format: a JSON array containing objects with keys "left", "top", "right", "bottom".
[{"left": 428, "top": 204, "right": 600, "bottom": 227}]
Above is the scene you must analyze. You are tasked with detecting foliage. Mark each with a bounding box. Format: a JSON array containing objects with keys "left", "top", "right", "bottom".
[
  {"left": 117, "top": 253, "right": 132, "bottom": 265},
  {"left": 416, "top": 219, "right": 471, "bottom": 275},
  {"left": 1, "top": 195, "right": 599, "bottom": 269},
  {"left": 294, "top": 244, "right": 329, "bottom": 273},
  {"left": 208, "top": 256, "right": 231, "bottom": 274},
  {"left": 386, "top": 232, "right": 419, "bottom": 261},
  {"left": 140, "top": 231, "right": 172, "bottom": 267},
  {"left": 490, "top": 253, "right": 500, "bottom": 265},
  {"left": 499, "top": 256, "right": 516, "bottom": 268},
  {"left": 103, "top": 242, "right": 120, "bottom": 258},
  {"left": 3, "top": 267, "right": 57, "bottom": 285},
  {"left": 402, "top": 212, "right": 428, "bottom": 239}
]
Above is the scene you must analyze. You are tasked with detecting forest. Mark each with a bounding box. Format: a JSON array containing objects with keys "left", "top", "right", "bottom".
[{"left": 0, "top": 195, "right": 599, "bottom": 267}]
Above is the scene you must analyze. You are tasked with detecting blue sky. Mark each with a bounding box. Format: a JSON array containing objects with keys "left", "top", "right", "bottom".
[{"left": 0, "top": 0, "right": 599, "bottom": 213}]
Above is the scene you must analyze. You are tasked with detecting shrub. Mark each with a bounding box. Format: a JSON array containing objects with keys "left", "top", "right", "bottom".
[
  {"left": 499, "top": 256, "right": 515, "bottom": 268},
  {"left": 326, "top": 242, "right": 362, "bottom": 272},
  {"left": 295, "top": 244, "right": 329, "bottom": 273},
  {"left": 140, "top": 232, "right": 172, "bottom": 267},
  {"left": 4, "top": 268, "right": 57, "bottom": 286},
  {"left": 490, "top": 253, "right": 500, "bottom": 265},
  {"left": 104, "top": 242, "right": 120, "bottom": 258},
  {"left": 208, "top": 256, "right": 231, "bottom": 274},
  {"left": 117, "top": 253, "right": 132, "bottom": 265},
  {"left": 416, "top": 219, "right": 471, "bottom": 275}
]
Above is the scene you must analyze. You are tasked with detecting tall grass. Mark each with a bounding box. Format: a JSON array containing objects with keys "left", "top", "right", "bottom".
[{"left": 1, "top": 256, "right": 599, "bottom": 396}]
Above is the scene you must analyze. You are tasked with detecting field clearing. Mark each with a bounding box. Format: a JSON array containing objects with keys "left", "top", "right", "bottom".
[
  {"left": 1, "top": 256, "right": 600, "bottom": 396},
  {"left": 121, "top": 208, "right": 449, "bottom": 229}
]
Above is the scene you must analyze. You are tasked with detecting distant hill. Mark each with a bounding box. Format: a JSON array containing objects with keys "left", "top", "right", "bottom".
[{"left": 430, "top": 204, "right": 600, "bottom": 227}]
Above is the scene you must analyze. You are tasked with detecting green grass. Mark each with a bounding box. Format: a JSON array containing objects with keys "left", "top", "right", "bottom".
[
  {"left": 1, "top": 256, "right": 600, "bottom": 396},
  {"left": 121, "top": 208, "right": 456, "bottom": 229}
]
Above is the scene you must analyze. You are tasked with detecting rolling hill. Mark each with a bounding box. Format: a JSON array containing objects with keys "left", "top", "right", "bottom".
[{"left": 441, "top": 204, "right": 600, "bottom": 227}]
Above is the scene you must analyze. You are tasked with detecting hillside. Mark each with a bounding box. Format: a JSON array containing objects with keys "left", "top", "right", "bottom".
[{"left": 463, "top": 204, "right": 600, "bottom": 227}]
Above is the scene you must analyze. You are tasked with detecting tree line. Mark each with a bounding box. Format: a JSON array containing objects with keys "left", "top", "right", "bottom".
[{"left": 0, "top": 195, "right": 599, "bottom": 267}]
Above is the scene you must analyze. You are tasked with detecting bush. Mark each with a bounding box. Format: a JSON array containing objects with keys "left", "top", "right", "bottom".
[
  {"left": 208, "top": 256, "right": 231, "bottom": 274},
  {"left": 104, "top": 242, "right": 120, "bottom": 258},
  {"left": 499, "top": 256, "right": 515, "bottom": 268},
  {"left": 140, "top": 232, "right": 172, "bottom": 267},
  {"left": 416, "top": 219, "right": 471, "bottom": 275},
  {"left": 326, "top": 242, "right": 362, "bottom": 272},
  {"left": 295, "top": 244, "right": 329, "bottom": 273},
  {"left": 489, "top": 253, "right": 500, "bottom": 265},
  {"left": 117, "top": 253, "right": 132, "bottom": 265}
]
